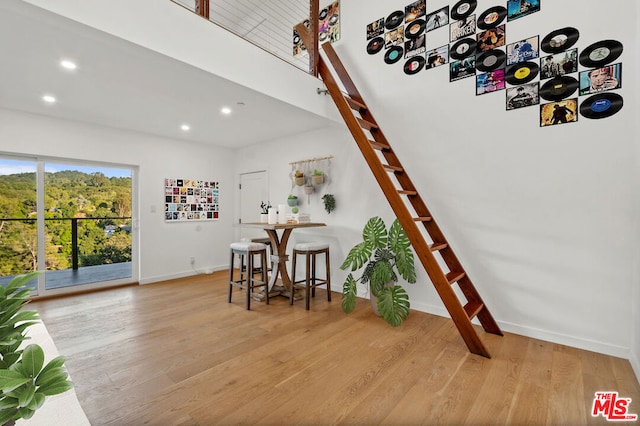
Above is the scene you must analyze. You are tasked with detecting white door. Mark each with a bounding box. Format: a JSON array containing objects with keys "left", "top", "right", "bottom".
[{"left": 239, "top": 171, "right": 268, "bottom": 240}]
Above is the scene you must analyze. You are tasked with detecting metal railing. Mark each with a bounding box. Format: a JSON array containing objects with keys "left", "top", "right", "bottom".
[
  {"left": 171, "top": 0, "right": 316, "bottom": 72},
  {"left": 0, "top": 217, "right": 132, "bottom": 274}
]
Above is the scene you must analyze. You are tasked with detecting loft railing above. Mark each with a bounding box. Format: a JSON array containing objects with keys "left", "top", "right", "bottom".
[{"left": 170, "top": 0, "right": 325, "bottom": 75}]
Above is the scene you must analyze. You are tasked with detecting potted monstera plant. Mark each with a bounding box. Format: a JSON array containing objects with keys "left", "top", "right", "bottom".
[
  {"left": 0, "top": 272, "right": 74, "bottom": 425},
  {"left": 340, "top": 216, "right": 416, "bottom": 327}
]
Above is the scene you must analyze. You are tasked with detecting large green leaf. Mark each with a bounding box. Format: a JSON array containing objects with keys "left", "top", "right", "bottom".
[
  {"left": 22, "top": 344, "right": 45, "bottom": 378},
  {"left": 388, "top": 220, "right": 416, "bottom": 283},
  {"left": 37, "top": 380, "right": 73, "bottom": 397},
  {"left": 17, "top": 383, "right": 36, "bottom": 408},
  {"left": 377, "top": 285, "right": 410, "bottom": 327},
  {"left": 0, "top": 407, "right": 18, "bottom": 425},
  {"left": 340, "top": 242, "right": 372, "bottom": 272},
  {"left": 34, "top": 366, "right": 67, "bottom": 389},
  {"left": 362, "top": 216, "right": 387, "bottom": 250},
  {"left": 0, "top": 370, "right": 31, "bottom": 392},
  {"left": 36, "top": 356, "right": 66, "bottom": 381},
  {"left": 341, "top": 274, "right": 357, "bottom": 314}
]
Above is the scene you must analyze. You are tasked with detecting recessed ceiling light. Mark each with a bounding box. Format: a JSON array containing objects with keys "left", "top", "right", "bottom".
[
  {"left": 60, "top": 60, "right": 77, "bottom": 70},
  {"left": 181, "top": 124, "right": 190, "bottom": 131},
  {"left": 221, "top": 107, "right": 232, "bottom": 115},
  {"left": 42, "top": 95, "right": 57, "bottom": 104}
]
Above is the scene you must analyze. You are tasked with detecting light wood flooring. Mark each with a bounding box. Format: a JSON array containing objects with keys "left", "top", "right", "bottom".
[{"left": 29, "top": 271, "right": 640, "bottom": 425}]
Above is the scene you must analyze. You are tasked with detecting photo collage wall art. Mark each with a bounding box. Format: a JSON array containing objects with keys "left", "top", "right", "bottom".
[
  {"left": 365, "top": 0, "right": 624, "bottom": 127},
  {"left": 293, "top": 0, "right": 340, "bottom": 57},
  {"left": 164, "top": 178, "right": 220, "bottom": 222}
]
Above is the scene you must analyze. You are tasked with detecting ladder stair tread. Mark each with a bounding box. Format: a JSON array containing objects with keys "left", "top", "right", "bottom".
[
  {"left": 398, "top": 189, "right": 417, "bottom": 195},
  {"left": 370, "top": 140, "right": 390, "bottom": 151},
  {"left": 445, "top": 271, "right": 466, "bottom": 284},
  {"left": 344, "top": 96, "right": 367, "bottom": 112},
  {"left": 357, "top": 117, "right": 378, "bottom": 131},
  {"left": 413, "top": 216, "right": 433, "bottom": 222},
  {"left": 383, "top": 164, "right": 404, "bottom": 172},
  {"left": 464, "top": 301, "right": 484, "bottom": 319},
  {"left": 429, "top": 242, "right": 448, "bottom": 251}
]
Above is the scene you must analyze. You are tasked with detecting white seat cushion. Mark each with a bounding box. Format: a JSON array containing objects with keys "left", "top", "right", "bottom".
[
  {"left": 294, "top": 242, "right": 329, "bottom": 251},
  {"left": 230, "top": 241, "right": 267, "bottom": 251}
]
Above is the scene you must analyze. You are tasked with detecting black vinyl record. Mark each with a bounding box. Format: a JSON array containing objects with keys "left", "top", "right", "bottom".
[
  {"left": 404, "top": 56, "right": 425, "bottom": 75},
  {"left": 451, "top": 0, "right": 477, "bottom": 20},
  {"left": 476, "top": 49, "right": 506, "bottom": 72},
  {"left": 579, "top": 92, "right": 623, "bottom": 119},
  {"left": 385, "top": 10, "right": 404, "bottom": 30},
  {"left": 319, "top": 8, "right": 329, "bottom": 20},
  {"left": 405, "top": 19, "right": 425, "bottom": 38},
  {"left": 450, "top": 38, "right": 476, "bottom": 60},
  {"left": 540, "top": 76, "right": 579, "bottom": 101},
  {"left": 477, "top": 6, "right": 507, "bottom": 30},
  {"left": 384, "top": 46, "right": 403, "bottom": 64},
  {"left": 505, "top": 61, "right": 539, "bottom": 85},
  {"left": 579, "top": 40, "right": 623, "bottom": 68},
  {"left": 541, "top": 27, "right": 579, "bottom": 54},
  {"left": 329, "top": 14, "right": 339, "bottom": 26},
  {"left": 367, "top": 37, "right": 384, "bottom": 55}
]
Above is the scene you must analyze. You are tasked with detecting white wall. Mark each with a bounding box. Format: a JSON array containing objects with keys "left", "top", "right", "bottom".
[
  {"left": 632, "top": 0, "right": 640, "bottom": 383},
  {"left": 237, "top": 0, "right": 639, "bottom": 370},
  {"left": 0, "top": 108, "right": 235, "bottom": 284}
]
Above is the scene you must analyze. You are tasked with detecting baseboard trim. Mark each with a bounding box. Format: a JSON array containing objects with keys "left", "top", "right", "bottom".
[
  {"left": 411, "top": 301, "right": 631, "bottom": 360},
  {"left": 139, "top": 265, "right": 227, "bottom": 285}
]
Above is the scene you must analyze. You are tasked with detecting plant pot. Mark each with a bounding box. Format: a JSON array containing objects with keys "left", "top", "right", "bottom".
[
  {"left": 312, "top": 175, "right": 324, "bottom": 185},
  {"left": 287, "top": 198, "right": 298, "bottom": 207},
  {"left": 294, "top": 176, "right": 305, "bottom": 186},
  {"left": 260, "top": 213, "right": 268, "bottom": 223}
]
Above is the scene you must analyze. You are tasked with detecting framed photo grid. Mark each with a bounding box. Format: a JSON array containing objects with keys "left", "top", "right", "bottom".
[{"left": 164, "top": 178, "right": 219, "bottom": 222}]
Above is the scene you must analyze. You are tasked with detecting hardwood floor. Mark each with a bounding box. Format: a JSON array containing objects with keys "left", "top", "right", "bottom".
[{"left": 29, "top": 271, "right": 640, "bottom": 425}]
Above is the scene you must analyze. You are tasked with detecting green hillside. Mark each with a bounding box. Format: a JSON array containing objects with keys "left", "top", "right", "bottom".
[{"left": 0, "top": 170, "right": 132, "bottom": 276}]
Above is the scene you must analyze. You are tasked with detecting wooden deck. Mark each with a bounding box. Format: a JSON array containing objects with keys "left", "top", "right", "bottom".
[
  {"left": 0, "top": 262, "right": 132, "bottom": 290},
  {"left": 30, "top": 271, "right": 640, "bottom": 425}
]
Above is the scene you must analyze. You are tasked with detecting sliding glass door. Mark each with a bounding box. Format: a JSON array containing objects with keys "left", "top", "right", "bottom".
[
  {"left": 0, "top": 155, "right": 137, "bottom": 295},
  {"left": 0, "top": 157, "right": 38, "bottom": 290}
]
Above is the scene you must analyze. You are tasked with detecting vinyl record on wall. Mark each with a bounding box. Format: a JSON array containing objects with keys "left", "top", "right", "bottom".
[
  {"left": 541, "top": 27, "right": 579, "bottom": 54},
  {"left": 367, "top": 37, "right": 384, "bottom": 55},
  {"left": 539, "top": 76, "right": 579, "bottom": 101},
  {"left": 505, "top": 61, "right": 539, "bottom": 85},
  {"left": 579, "top": 40, "right": 623, "bottom": 68},
  {"left": 404, "top": 56, "right": 426, "bottom": 75},
  {"left": 450, "top": 38, "right": 476, "bottom": 59},
  {"left": 476, "top": 49, "right": 506, "bottom": 72},
  {"left": 477, "top": 6, "right": 507, "bottom": 30},
  {"left": 385, "top": 10, "right": 404, "bottom": 30},
  {"left": 384, "top": 45, "right": 404, "bottom": 64},
  {"left": 579, "top": 92, "right": 623, "bottom": 119},
  {"left": 451, "top": 0, "right": 477, "bottom": 20},
  {"left": 405, "top": 19, "right": 426, "bottom": 38}
]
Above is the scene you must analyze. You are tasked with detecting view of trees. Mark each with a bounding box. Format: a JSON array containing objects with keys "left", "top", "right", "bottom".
[{"left": 0, "top": 169, "right": 132, "bottom": 277}]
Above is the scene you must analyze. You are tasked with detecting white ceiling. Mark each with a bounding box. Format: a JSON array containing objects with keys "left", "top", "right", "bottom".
[{"left": 0, "top": 2, "right": 333, "bottom": 149}]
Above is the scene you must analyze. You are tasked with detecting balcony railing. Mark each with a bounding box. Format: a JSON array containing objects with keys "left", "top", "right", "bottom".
[
  {"left": 170, "top": 0, "right": 321, "bottom": 74},
  {"left": 0, "top": 216, "right": 132, "bottom": 274}
]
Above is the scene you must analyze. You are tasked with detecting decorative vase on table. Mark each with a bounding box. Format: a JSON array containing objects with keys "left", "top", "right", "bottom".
[{"left": 260, "top": 213, "right": 268, "bottom": 223}]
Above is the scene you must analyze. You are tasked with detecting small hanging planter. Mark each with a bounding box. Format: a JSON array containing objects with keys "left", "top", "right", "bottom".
[
  {"left": 303, "top": 185, "right": 313, "bottom": 204},
  {"left": 312, "top": 169, "right": 324, "bottom": 185}
]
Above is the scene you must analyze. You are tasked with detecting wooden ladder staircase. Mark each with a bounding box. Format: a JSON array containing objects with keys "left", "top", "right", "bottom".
[{"left": 295, "top": 25, "right": 503, "bottom": 358}]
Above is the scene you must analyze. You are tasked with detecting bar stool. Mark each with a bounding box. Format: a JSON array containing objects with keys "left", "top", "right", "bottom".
[
  {"left": 290, "top": 242, "right": 331, "bottom": 310},
  {"left": 228, "top": 241, "right": 269, "bottom": 310}
]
